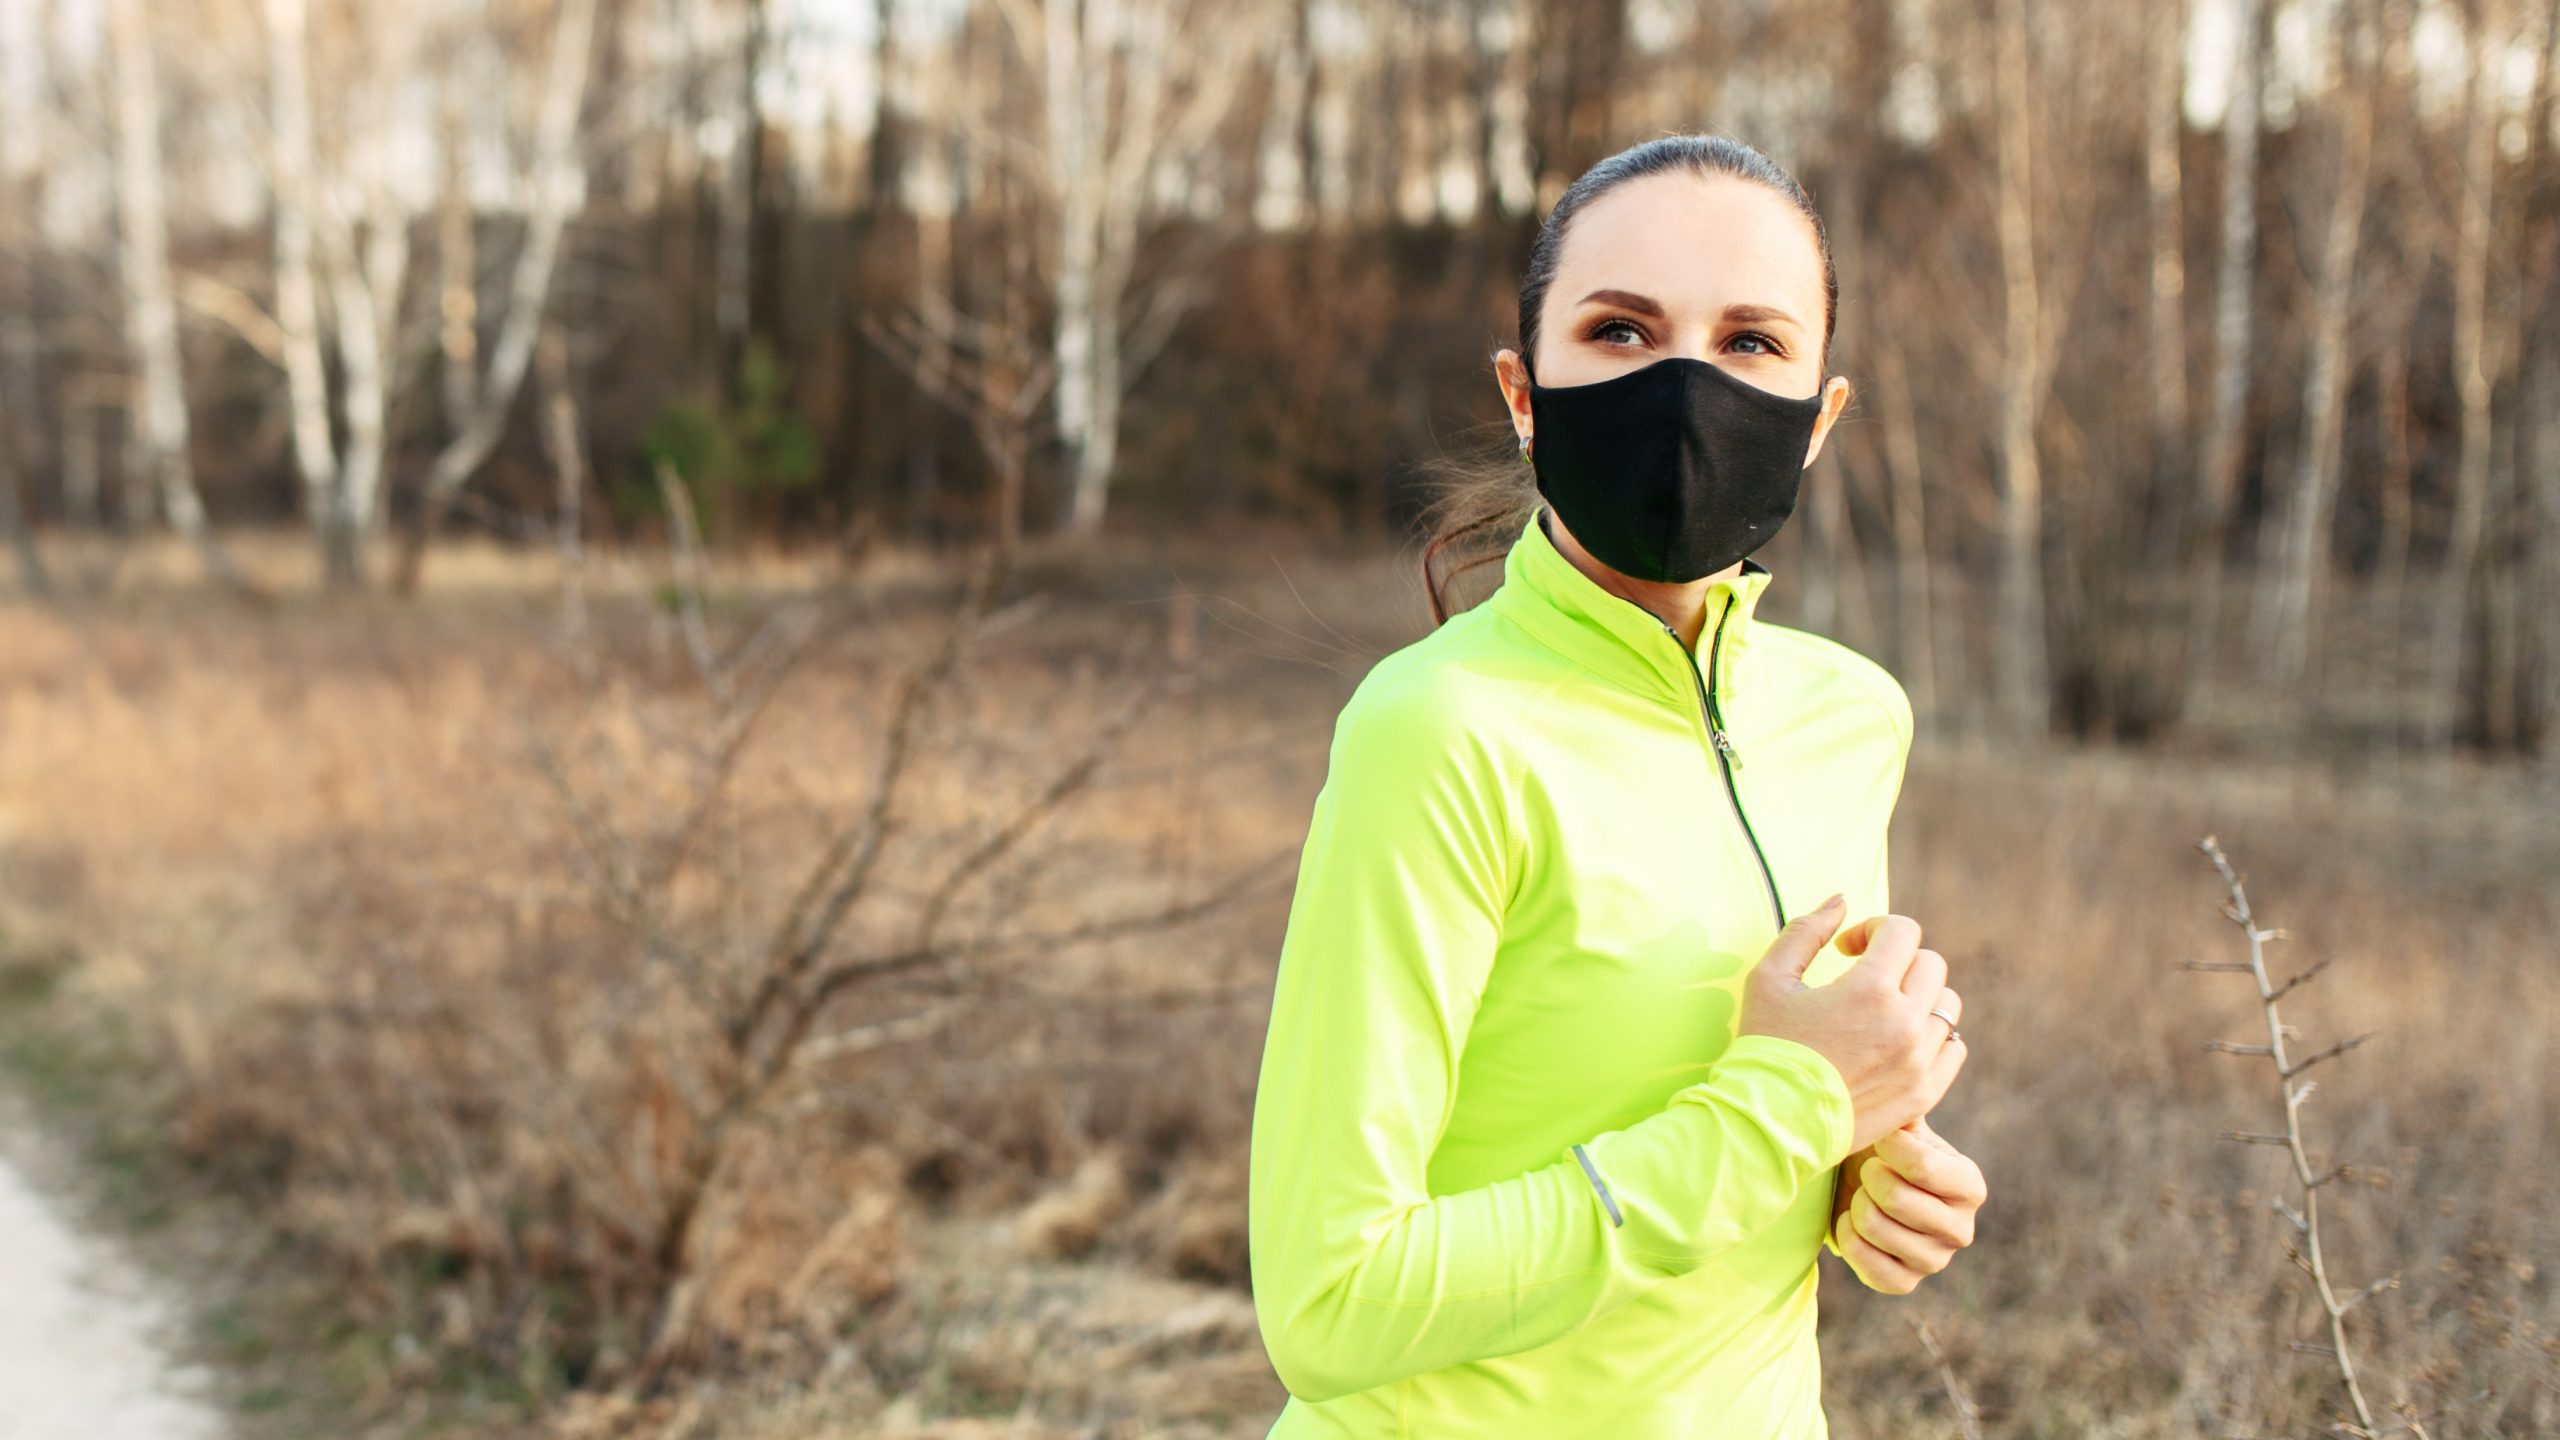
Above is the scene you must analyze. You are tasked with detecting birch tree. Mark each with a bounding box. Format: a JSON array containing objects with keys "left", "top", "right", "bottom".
[
  {"left": 1, "top": 0, "right": 49, "bottom": 540},
  {"left": 2525, "top": 0, "right": 2560, "bottom": 759},
  {"left": 0, "top": 374, "right": 46, "bottom": 595},
  {"left": 2252, "top": 0, "right": 2377, "bottom": 686},
  {"left": 0, "top": 29, "right": 48, "bottom": 596},
  {"left": 208, "top": 0, "right": 598, "bottom": 590},
  {"left": 2429, "top": 0, "right": 2505, "bottom": 748},
  {"left": 2185, "top": 0, "right": 2265, "bottom": 694},
  {"left": 2367, "top": 1, "right": 2426, "bottom": 618},
  {"left": 2144, "top": 0, "right": 2190, "bottom": 563},
  {"left": 713, "top": 0, "right": 769, "bottom": 390},
  {"left": 2464, "top": 0, "right": 2557, "bottom": 754},
  {"left": 1990, "top": 0, "right": 2047, "bottom": 735},
  {"left": 392, "top": 0, "right": 598, "bottom": 594},
  {"left": 861, "top": 8, "right": 1051, "bottom": 568},
  {"left": 262, "top": 0, "right": 354, "bottom": 582},
  {"left": 1015, "top": 0, "right": 1269, "bottom": 538},
  {"left": 236, "top": 0, "right": 441, "bottom": 586},
  {"left": 107, "top": 0, "right": 245, "bottom": 588}
]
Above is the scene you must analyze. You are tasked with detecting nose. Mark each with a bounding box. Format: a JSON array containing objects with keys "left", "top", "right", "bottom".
[{"left": 1674, "top": 326, "right": 1718, "bottom": 366}]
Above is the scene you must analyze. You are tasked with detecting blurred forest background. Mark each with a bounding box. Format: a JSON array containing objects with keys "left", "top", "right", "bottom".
[
  {"left": 0, "top": 0, "right": 2554, "bottom": 749},
  {"left": 0, "top": 0, "right": 2556, "bottom": 1437}
]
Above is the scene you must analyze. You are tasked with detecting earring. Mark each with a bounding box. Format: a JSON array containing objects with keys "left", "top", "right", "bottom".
[{"left": 1518, "top": 433, "right": 1533, "bottom": 463}]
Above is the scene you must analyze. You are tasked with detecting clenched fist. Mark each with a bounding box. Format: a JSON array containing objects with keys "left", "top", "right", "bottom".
[
  {"left": 1832, "top": 1114, "right": 1988, "bottom": 1293},
  {"left": 1734, "top": 893, "right": 1967, "bottom": 1155}
]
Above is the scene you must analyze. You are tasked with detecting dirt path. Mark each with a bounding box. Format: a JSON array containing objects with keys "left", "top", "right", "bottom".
[{"left": 0, "top": 1091, "right": 229, "bottom": 1440}]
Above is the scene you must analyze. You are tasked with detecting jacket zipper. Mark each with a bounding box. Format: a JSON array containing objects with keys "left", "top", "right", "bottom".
[{"left": 1655, "top": 602, "right": 1788, "bottom": 930}]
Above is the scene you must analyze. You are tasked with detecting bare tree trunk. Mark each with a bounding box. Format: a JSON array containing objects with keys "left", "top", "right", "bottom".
[
  {"left": 0, "top": 400, "right": 49, "bottom": 597},
  {"left": 905, "top": 174, "right": 954, "bottom": 538},
  {"left": 538, "top": 327, "right": 589, "bottom": 649},
  {"left": 865, "top": 0, "right": 905, "bottom": 214},
  {"left": 1074, "top": 228, "right": 1128, "bottom": 538},
  {"left": 0, "top": 155, "right": 48, "bottom": 598},
  {"left": 2481, "top": 387, "right": 2522, "bottom": 749},
  {"left": 439, "top": 76, "right": 480, "bottom": 438},
  {"left": 1252, "top": 0, "right": 1314, "bottom": 228},
  {"left": 320, "top": 197, "right": 406, "bottom": 584},
  {"left": 2253, "top": 4, "right": 2375, "bottom": 686},
  {"left": 1991, "top": 0, "right": 2047, "bottom": 736},
  {"left": 1875, "top": 339, "right": 1940, "bottom": 722},
  {"left": 1048, "top": 0, "right": 1103, "bottom": 537},
  {"left": 107, "top": 0, "right": 244, "bottom": 589},
  {"left": 2468, "top": 0, "right": 2560, "bottom": 757},
  {"left": 2526, "top": 0, "right": 2560, "bottom": 760},
  {"left": 2530, "top": 336, "right": 2560, "bottom": 764},
  {"left": 264, "top": 0, "right": 352, "bottom": 586},
  {"left": 395, "top": 0, "right": 600, "bottom": 596},
  {"left": 2184, "top": 0, "right": 2263, "bottom": 699},
  {"left": 1805, "top": 7, "right": 1896, "bottom": 655},
  {"left": 2375, "top": 336, "right": 2413, "bottom": 613},
  {"left": 1500, "top": 18, "right": 1538, "bottom": 214},
  {"left": 2473, "top": 0, "right": 2556, "bottom": 755},
  {"left": 714, "top": 0, "right": 766, "bottom": 388},
  {"left": 1802, "top": 149, "right": 1878, "bottom": 645},
  {"left": 2144, "top": 0, "right": 2190, "bottom": 562},
  {"left": 1432, "top": 4, "right": 1485, "bottom": 222},
  {"left": 2364, "top": 4, "right": 2422, "bottom": 669},
  {"left": 0, "top": 219, "right": 45, "bottom": 524},
  {"left": 263, "top": 8, "right": 425, "bottom": 589},
  {"left": 2429, "top": 0, "right": 2504, "bottom": 750},
  {"left": 1048, "top": 0, "right": 1263, "bottom": 539},
  {"left": 63, "top": 383, "right": 103, "bottom": 531}
]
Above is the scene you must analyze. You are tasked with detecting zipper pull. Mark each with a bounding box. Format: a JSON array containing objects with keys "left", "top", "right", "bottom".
[{"left": 1714, "top": 727, "right": 1742, "bottom": 769}]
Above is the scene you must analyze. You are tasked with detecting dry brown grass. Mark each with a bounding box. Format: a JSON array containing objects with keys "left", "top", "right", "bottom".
[
  {"left": 1821, "top": 741, "right": 2560, "bottom": 1438},
  {"left": 0, "top": 529, "right": 2554, "bottom": 1438}
]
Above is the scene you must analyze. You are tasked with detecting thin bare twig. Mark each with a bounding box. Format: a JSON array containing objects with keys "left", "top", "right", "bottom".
[
  {"left": 768, "top": 845, "right": 1296, "bottom": 1093},
  {"left": 1908, "top": 1314, "right": 1984, "bottom": 1440},
  {"left": 729, "top": 555, "right": 1010, "bottom": 1059},
  {"left": 2192, "top": 834, "right": 2396, "bottom": 1438},
  {"left": 908, "top": 658, "right": 1188, "bottom": 953}
]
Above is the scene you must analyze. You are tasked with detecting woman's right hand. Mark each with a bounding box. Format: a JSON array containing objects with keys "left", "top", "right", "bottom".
[{"left": 1733, "top": 893, "right": 1965, "bottom": 1154}]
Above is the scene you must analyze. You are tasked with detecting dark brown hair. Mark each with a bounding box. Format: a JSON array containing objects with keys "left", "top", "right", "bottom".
[{"left": 1416, "top": 133, "right": 1839, "bottom": 625}]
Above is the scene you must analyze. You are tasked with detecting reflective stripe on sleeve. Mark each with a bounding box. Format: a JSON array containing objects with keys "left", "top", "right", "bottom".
[{"left": 1572, "top": 1142, "right": 1625, "bottom": 1228}]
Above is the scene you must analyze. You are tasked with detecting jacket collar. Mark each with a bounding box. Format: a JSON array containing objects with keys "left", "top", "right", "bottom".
[{"left": 1485, "top": 503, "right": 1775, "bottom": 710}]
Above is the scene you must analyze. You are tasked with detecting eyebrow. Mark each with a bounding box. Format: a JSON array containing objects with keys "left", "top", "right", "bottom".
[{"left": 1576, "top": 289, "right": 1805, "bottom": 331}]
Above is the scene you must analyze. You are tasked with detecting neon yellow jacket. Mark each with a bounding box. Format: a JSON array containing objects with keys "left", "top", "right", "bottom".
[{"left": 1248, "top": 504, "right": 1913, "bottom": 1438}]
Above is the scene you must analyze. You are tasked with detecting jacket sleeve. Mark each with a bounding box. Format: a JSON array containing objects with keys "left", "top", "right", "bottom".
[
  {"left": 1807, "top": 672, "right": 1914, "bottom": 1262},
  {"left": 1247, "top": 672, "right": 1860, "bottom": 1405}
]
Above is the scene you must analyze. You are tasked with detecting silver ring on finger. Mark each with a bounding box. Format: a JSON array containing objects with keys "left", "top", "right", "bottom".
[{"left": 1928, "top": 1005, "right": 1961, "bottom": 1044}]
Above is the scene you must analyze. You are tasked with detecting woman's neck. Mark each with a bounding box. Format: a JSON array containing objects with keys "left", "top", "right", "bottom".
[{"left": 1540, "top": 507, "right": 1743, "bottom": 655}]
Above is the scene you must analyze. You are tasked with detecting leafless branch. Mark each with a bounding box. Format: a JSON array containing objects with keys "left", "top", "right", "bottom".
[{"left": 2191, "top": 834, "right": 2396, "bottom": 1437}]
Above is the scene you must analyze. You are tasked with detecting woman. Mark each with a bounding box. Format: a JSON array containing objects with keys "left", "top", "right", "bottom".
[{"left": 1246, "top": 134, "right": 1990, "bottom": 1438}]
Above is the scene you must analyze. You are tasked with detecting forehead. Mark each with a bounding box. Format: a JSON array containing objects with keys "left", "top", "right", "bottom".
[{"left": 1546, "top": 170, "right": 1826, "bottom": 327}]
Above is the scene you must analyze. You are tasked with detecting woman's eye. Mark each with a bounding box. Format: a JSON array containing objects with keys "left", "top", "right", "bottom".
[
  {"left": 1728, "top": 331, "right": 1782, "bottom": 356},
  {"left": 1590, "top": 318, "right": 1647, "bottom": 346}
]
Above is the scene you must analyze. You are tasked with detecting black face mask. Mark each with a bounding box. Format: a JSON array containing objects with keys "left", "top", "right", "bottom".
[{"left": 1525, "top": 355, "right": 1826, "bottom": 584}]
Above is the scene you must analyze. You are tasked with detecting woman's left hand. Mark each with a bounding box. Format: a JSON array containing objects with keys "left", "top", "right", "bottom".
[{"left": 1834, "top": 1114, "right": 1985, "bottom": 1294}]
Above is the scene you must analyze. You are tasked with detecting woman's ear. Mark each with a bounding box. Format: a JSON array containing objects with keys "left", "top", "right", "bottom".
[
  {"left": 1801, "top": 373, "right": 1856, "bottom": 469},
  {"left": 1493, "top": 347, "right": 1535, "bottom": 447}
]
